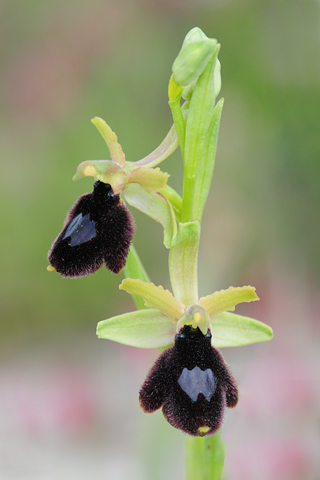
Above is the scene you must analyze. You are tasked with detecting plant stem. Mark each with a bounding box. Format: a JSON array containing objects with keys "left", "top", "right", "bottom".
[{"left": 185, "top": 432, "right": 225, "bottom": 480}]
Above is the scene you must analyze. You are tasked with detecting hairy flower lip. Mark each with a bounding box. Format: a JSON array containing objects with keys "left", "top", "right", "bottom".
[
  {"left": 139, "top": 325, "right": 238, "bottom": 436},
  {"left": 48, "top": 181, "right": 134, "bottom": 278}
]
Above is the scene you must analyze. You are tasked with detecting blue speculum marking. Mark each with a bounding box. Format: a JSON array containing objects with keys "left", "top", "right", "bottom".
[
  {"left": 62, "top": 213, "right": 97, "bottom": 247},
  {"left": 177, "top": 366, "right": 216, "bottom": 402}
]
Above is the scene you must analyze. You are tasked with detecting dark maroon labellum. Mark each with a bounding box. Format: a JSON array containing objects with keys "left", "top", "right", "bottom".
[
  {"left": 48, "top": 181, "right": 134, "bottom": 277},
  {"left": 139, "top": 325, "right": 238, "bottom": 437}
]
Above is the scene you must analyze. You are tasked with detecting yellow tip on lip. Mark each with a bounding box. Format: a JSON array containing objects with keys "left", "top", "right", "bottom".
[
  {"left": 197, "top": 426, "right": 210, "bottom": 435},
  {"left": 47, "top": 265, "right": 56, "bottom": 272}
]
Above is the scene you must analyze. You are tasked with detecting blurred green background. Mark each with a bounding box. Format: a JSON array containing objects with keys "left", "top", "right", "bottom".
[{"left": 1, "top": 0, "right": 319, "bottom": 479}]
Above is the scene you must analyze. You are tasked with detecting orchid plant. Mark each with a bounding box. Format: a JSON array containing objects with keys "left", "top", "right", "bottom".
[{"left": 48, "top": 27, "right": 273, "bottom": 479}]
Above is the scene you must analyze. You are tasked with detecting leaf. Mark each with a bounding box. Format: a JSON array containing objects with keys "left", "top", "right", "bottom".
[
  {"left": 169, "top": 221, "right": 200, "bottom": 306},
  {"left": 199, "top": 286, "right": 259, "bottom": 317},
  {"left": 210, "top": 312, "right": 273, "bottom": 348},
  {"left": 97, "top": 308, "right": 176, "bottom": 348},
  {"left": 91, "top": 117, "right": 125, "bottom": 166},
  {"left": 120, "top": 278, "right": 185, "bottom": 321},
  {"left": 123, "top": 183, "right": 177, "bottom": 248}
]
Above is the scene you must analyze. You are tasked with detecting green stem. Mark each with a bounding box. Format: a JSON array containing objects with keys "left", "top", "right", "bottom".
[
  {"left": 123, "top": 244, "right": 150, "bottom": 310},
  {"left": 186, "top": 433, "right": 225, "bottom": 480}
]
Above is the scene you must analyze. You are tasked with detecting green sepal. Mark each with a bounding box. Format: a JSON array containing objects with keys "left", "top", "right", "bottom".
[
  {"left": 173, "top": 40, "right": 217, "bottom": 87},
  {"left": 173, "top": 27, "right": 217, "bottom": 87},
  {"left": 210, "top": 312, "right": 273, "bottom": 348},
  {"left": 199, "top": 286, "right": 259, "bottom": 317},
  {"left": 72, "top": 160, "right": 126, "bottom": 194},
  {"left": 120, "top": 278, "right": 185, "bottom": 321},
  {"left": 169, "top": 221, "right": 200, "bottom": 306},
  {"left": 123, "top": 183, "right": 177, "bottom": 248},
  {"left": 182, "top": 26, "right": 210, "bottom": 44},
  {"left": 126, "top": 167, "right": 169, "bottom": 191},
  {"left": 123, "top": 245, "right": 151, "bottom": 310},
  {"left": 134, "top": 123, "right": 178, "bottom": 168},
  {"left": 91, "top": 117, "right": 125, "bottom": 166},
  {"left": 96, "top": 308, "right": 176, "bottom": 348}
]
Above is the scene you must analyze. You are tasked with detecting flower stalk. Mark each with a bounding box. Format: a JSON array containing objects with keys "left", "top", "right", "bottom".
[{"left": 48, "top": 26, "right": 273, "bottom": 480}]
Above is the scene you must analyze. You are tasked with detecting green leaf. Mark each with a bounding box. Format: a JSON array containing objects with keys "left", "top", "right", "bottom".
[
  {"left": 134, "top": 123, "right": 179, "bottom": 168},
  {"left": 97, "top": 308, "right": 176, "bottom": 348},
  {"left": 169, "top": 221, "right": 200, "bottom": 306},
  {"left": 211, "top": 312, "right": 273, "bottom": 348},
  {"left": 91, "top": 117, "right": 125, "bottom": 166},
  {"left": 199, "top": 286, "right": 259, "bottom": 317},
  {"left": 123, "top": 245, "right": 151, "bottom": 310},
  {"left": 120, "top": 278, "right": 185, "bottom": 321},
  {"left": 123, "top": 183, "right": 177, "bottom": 248}
]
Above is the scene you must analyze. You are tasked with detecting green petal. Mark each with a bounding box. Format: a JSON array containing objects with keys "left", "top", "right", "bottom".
[
  {"left": 123, "top": 183, "right": 177, "bottom": 248},
  {"left": 126, "top": 167, "right": 169, "bottom": 191},
  {"left": 169, "top": 221, "right": 200, "bottom": 306},
  {"left": 210, "top": 312, "right": 273, "bottom": 348},
  {"left": 96, "top": 308, "right": 176, "bottom": 348},
  {"left": 91, "top": 117, "right": 125, "bottom": 166},
  {"left": 120, "top": 278, "right": 185, "bottom": 321},
  {"left": 199, "top": 286, "right": 259, "bottom": 317},
  {"left": 134, "top": 123, "right": 179, "bottom": 168}
]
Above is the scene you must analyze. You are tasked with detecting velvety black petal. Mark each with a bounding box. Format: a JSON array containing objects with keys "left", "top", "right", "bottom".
[
  {"left": 48, "top": 181, "right": 134, "bottom": 278},
  {"left": 139, "top": 326, "right": 238, "bottom": 437}
]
